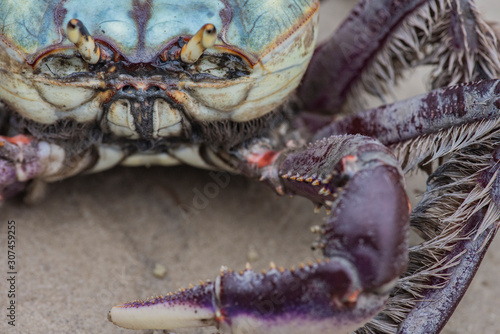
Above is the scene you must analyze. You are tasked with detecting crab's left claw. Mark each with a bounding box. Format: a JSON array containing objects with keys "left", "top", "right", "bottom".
[{"left": 109, "top": 135, "right": 409, "bottom": 333}]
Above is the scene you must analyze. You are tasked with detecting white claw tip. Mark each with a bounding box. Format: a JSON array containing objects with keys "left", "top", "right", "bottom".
[{"left": 109, "top": 297, "right": 216, "bottom": 330}]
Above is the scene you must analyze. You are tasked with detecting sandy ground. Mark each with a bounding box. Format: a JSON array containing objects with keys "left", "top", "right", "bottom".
[{"left": 2, "top": 0, "right": 500, "bottom": 333}]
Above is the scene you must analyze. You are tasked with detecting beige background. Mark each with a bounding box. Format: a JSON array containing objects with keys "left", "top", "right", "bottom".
[{"left": 1, "top": 0, "right": 500, "bottom": 333}]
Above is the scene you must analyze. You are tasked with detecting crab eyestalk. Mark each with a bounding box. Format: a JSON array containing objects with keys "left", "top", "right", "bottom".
[
  {"left": 66, "top": 19, "right": 101, "bottom": 64},
  {"left": 108, "top": 135, "right": 410, "bottom": 334},
  {"left": 180, "top": 24, "right": 217, "bottom": 64}
]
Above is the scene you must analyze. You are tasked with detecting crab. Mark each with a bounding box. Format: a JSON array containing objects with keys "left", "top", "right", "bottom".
[{"left": 1, "top": 0, "right": 500, "bottom": 333}]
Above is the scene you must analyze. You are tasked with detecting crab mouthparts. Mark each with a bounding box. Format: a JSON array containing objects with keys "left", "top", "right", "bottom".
[{"left": 105, "top": 84, "right": 185, "bottom": 140}]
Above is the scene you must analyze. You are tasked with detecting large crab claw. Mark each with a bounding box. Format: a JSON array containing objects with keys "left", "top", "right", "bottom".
[
  {"left": 108, "top": 135, "right": 409, "bottom": 333},
  {"left": 0, "top": 135, "right": 46, "bottom": 200}
]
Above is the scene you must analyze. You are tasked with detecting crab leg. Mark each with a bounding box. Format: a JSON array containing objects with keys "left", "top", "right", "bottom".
[
  {"left": 399, "top": 213, "right": 498, "bottom": 334},
  {"left": 108, "top": 135, "right": 409, "bottom": 333},
  {"left": 398, "top": 146, "right": 500, "bottom": 333},
  {"left": 299, "top": 0, "right": 499, "bottom": 113},
  {"left": 314, "top": 79, "right": 500, "bottom": 146}
]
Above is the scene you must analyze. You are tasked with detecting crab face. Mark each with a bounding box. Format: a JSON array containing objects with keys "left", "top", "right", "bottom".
[{"left": 0, "top": 0, "right": 318, "bottom": 140}]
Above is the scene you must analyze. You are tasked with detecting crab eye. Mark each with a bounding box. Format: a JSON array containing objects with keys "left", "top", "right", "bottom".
[
  {"left": 35, "top": 56, "right": 89, "bottom": 78},
  {"left": 66, "top": 19, "right": 101, "bottom": 64},
  {"left": 180, "top": 24, "right": 217, "bottom": 64}
]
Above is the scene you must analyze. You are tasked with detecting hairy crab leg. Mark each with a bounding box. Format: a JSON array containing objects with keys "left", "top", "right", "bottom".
[
  {"left": 396, "top": 151, "right": 500, "bottom": 334},
  {"left": 299, "top": 0, "right": 500, "bottom": 113},
  {"left": 399, "top": 213, "right": 498, "bottom": 333},
  {"left": 396, "top": 145, "right": 500, "bottom": 334},
  {"left": 108, "top": 135, "right": 409, "bottom": 333},
  {"left": 306, "top": 80, "right": 500, "bottom": 333},
  {"left": 313, "top": 79, "right": 500, "bottom": 169},
  {"left": 314, "top": 79, "right": 500, "bottom": 145}
]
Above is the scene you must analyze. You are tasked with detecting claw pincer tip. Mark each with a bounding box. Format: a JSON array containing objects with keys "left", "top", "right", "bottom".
[{"left": 108, "top": 284, "right": 216, "bottom": 330}]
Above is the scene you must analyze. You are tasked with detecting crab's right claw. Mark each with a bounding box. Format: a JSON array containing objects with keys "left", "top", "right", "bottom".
[
  {"left": 0, "top": 135, "right": 82, "bottom": 202},
  {"left": 109, "top": 135, "right": 410, "bottom": 333},
  {"left": 0, "top": 135, "right": 39, "bottom": 200}
]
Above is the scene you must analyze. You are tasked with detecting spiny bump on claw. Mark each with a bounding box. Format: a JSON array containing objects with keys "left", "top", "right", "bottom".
[
  {"left": 311, "top": 225, "right": 322, "bottom": 233},
  {"left": 180, "top": 24, "right": 217, "bottom": 64},
  {"left": 312, "top": 240, "right": 326, "bottom": 250},
  {"left": 275, "top": 185, "right": 285, "bottom": 195},
  {"left": 66, "top": 19, "right": 101, "bottom": 64}
]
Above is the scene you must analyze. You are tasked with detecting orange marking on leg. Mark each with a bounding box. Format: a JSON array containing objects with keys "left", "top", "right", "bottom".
[
  {"left": 346, "top": 289, "right": 361, "bottom": 304},
  {"left": 247, "top": 151, "right": 279, "bottom": 168},
  {"left": 341, "top": 155, "right": 357, "bottom": 164},
  {"left": 0, "top": 135, "right": 32, "bottom": 145}
]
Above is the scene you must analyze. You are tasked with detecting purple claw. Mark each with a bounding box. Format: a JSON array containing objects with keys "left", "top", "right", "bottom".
[
  {"left": 108, "top": 260, "right": 388, "bottom": 333},
  {"left": 109, "top": 135, "right": 409, "bottom": 333},
  {"left": 215, "top": 260, "right": 387, "bottom": 334},
  {"left": 273, "top": 135, "right": 409, "bottom": 290},
  {"left": 322, "top": 163, "right": 409, "bottom": 291}
]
